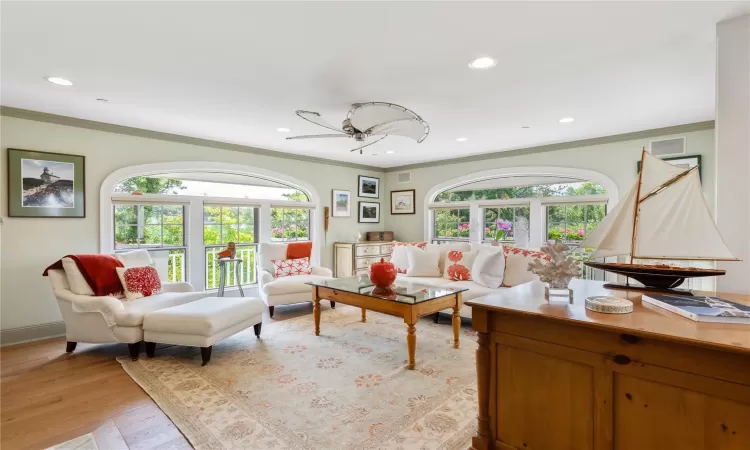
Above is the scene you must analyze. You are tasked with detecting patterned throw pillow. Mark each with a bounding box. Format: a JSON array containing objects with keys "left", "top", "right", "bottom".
[
  {"left": 272, "top": 257, "right": 313, "bottom": 277},
  {"left": 390, "top": 242, "right": 427, "bottom": 274},
  {"left": 442, "top": 250, "right": 479, "bottom": 281},
  {"left": 502, "top": 247, "right": 553, "bottom": 287},
  {"left": 116, "top": 266, "right": 162, "bottom": 300}
]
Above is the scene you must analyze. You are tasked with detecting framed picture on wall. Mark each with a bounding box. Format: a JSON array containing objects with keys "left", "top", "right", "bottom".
[
  {"left": 332, "top": 189, "right": 351, "bottom": 217},
  {"left": 7, "top": 148, "right": 86, "bottom": 218},
  {"left": 390, "top": 189, "right": 416, "bottom": 215},
  {"left": 358, "top": 201, "right": 380, "bottom": 223},
  {"left": 358, "top": 175, "right": 380, "bottom": 198},
  {"left": 637, "top": 154, "right": 702, "bottom": 180}
]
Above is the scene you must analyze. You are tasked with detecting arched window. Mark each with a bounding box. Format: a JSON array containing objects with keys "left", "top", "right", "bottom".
[
  {"left": 101, "top": 163, "right": 318, "bottom": 293},
  {"left": 426, "top": 169, "right": 618, "bottom": 280}
]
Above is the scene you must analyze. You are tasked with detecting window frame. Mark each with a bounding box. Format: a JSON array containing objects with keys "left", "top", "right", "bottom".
[
  {"left": 431, "top": 207, "right": 471, "bottom": 243},
  {"left": 481, "top": 204, "right": 531, "bottom": 243},
  {"left": 270, "top": 206, "right": 312, "bottom": 242}
]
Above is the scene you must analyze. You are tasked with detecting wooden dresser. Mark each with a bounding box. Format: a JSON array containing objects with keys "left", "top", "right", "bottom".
[
  {"left": 466, "top": 279, "right": 750, "bottom": 450},
  {"left": 333, "top": 241, "right": 394, "bottom": 277}
]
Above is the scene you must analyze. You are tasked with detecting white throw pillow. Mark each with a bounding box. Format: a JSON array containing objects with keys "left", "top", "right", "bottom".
[
  {"left": 442, "top": 249, "right": 479, "bottom": 281},
  {"left": 471, "top": 248, "right": 506, "bottom": 289},
  {"left": 390, "top": 246, "right": 410, "bottom": 274},
  {"left": 115, "top": 249, "right": 154, "bottom": 268},
  {"left": 61, "top": 257, "right": 95, "bottom": 296},
  {"left": 405, "top": 247, "right": 441, "bottom": 277}
]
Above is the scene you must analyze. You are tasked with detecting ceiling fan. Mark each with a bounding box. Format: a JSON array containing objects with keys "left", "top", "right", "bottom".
[{"left": 286, "top": 102, "right": 430, "bottom": 154}]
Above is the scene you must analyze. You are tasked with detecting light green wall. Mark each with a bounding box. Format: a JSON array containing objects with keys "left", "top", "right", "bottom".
[
  {"left": 383, "top": 129, "right": 715, "bottom": 242},
  {"left": 0, "top": 116, "right": 385, "bottom": 330}
]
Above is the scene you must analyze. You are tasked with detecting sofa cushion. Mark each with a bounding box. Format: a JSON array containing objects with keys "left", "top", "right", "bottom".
[
  {"left": 114, "top": 291, "right": 210, "bottom": 327},
  {"left": 443, "top": 250, "right": 478, "bottom": 281},
  {"left": 443, "top": 280, "right": 503, "bottom": 301},
  {"left": 405, "top": 246, "right": 441, "bottom": 277},
  {"left": 143, "top": 297, "right": 264, "bottom": 337},
  {"left": 262, "top": 274, "right": 333, "bottom": 295},
  {"left": 391, "top": 242, "right": 427, "bottom": 273},
  {"left": 471, "top": 247, "right": 506, "bottom": 289},
  {"left": 116, "top": 266, "right": 162, "bottom": 300},
  {"left": 115, "top": 249, "right": 154, "bottom": 268},
  {"left": 427, "top": 242, "right": 473, "bottom": 274},
  {"left": 272, "top": 257, "right": 312, "bottom": 277},
  {"left": 61, "top": 257, "right": 95, "bottom": 296},
  {"left": 396, "top": 274, "right": 452, "bottom": 287},
  {"left": 502, "top": 247, "right": 551, "bottom": 287}
]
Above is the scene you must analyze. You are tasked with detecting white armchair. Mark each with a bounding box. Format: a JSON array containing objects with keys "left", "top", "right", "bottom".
[
  {"left": 257, "top": 243, "right": 334, "bottom": 317},
  {"left": 48, "top": 250, "right": 210, "bottom": 358}
]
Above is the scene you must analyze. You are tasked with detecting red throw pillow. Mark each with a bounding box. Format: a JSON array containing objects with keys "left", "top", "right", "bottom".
[
  {"left": 116, "top": 266, "right": 162, "bottom": 299},
  {"left": 286, "top": 241, "right": 313, "bottom": 260},
  {"left": 272, "top": 257, "right": 313, "bottom": 277}
]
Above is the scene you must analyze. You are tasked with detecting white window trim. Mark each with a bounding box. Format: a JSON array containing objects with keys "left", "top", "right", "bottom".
[
  {"left": 423, "top": 166, "right": 619, "bottom": 246},
  {"left": 101, "top": 162, "right": 322, "bottom": 288}
]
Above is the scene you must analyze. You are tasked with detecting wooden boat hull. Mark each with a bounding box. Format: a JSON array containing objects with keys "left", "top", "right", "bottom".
[{"left": 584, "top": 262, "right": 725, "bottom": 292}]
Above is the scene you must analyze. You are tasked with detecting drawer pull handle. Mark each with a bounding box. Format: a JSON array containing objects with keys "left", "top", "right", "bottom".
[
  {"left": 612, "top": 354, "right": 631, "bottom": 365},
  {"left": 620, "top": 334, "right": 641, "bottom": 344}
]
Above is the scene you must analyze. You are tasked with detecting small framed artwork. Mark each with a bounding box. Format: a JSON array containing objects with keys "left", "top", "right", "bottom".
[
  {"left": 7, "top": 148, "right": 86, "bottom": 218},
  {"left": 331, "top": 189, "right": 351, "bottom": 217},
  {"left": 638, "top": 154, "right": 702, "bottom": 180},
  {"left": 358, "top": 175, "right": 380, "bottom": 198},
  {"left": 391, "top": 189, "right": 416, "bottom": 215},
  {"left": 358, "top": 201, "right": 380, "bottom": 223}
]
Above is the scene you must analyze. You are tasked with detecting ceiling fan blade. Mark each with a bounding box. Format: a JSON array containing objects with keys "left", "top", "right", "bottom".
[
  {"left": 286, "top": 134, "right": 351, "bottom": 140},
  {"left": 347, "top": 102, "right": 425, "bottom": 134},
  {"left": 295, "top": 110, "right": 345, "bottom": 133},
  {"left": 366, "top": 118, "right": 430, "bottom": 143},
  {"left": 350, "top": 135, "right": 387, "bottom": 154}
]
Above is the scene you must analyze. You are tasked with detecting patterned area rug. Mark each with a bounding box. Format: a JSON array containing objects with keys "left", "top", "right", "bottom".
[
  {"left": 119, "top": 306, "right": 477, "bottom": 449},
  {"left": 45, "top": 433, "right": 98, "bottom": 450}
]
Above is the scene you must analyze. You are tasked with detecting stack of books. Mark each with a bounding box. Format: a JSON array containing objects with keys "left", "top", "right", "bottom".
[{"left": 643, "top": 294, "right": 750, "bottom": 324}]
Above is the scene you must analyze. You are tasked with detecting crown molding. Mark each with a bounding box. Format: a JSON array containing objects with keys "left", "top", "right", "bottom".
[
  {"left": 1, "top": 106, "right": 713, "bottom": 174},
  {"left": 0, "top": 106, "right": 384, "bottom": 172},
  {"left": 382, "top": 120, "right": 715, "bottom": 172}
]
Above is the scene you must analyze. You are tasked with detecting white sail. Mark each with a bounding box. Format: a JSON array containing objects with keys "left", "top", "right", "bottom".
[
  {"left": 577, "top": 181, "right": 637, "bottom": 258},
  {"left": 634, "top": 169, "right": 738, "bottom": 260},
  {"left": 638, "top": 151, "right": 689, "bottom": 200}
]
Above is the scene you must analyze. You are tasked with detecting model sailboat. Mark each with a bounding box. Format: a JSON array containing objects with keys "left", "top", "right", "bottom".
[{"left": 580, "top": 149, "right": 738, "bottom": 293}]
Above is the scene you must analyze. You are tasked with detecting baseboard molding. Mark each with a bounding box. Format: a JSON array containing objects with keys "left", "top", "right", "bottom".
[{"left": 0, "top": 321, "right": 66, "bottom": 347}]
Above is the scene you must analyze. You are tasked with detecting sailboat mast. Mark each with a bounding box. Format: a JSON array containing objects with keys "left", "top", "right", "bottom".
[{"left": 629, "top": 147, "right": 647, "bottom": 264}]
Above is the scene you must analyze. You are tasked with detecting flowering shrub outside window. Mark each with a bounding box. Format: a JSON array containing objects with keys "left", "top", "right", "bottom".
[
  {"left": 546, "top": 204, "right": 605, "bottom": 243},
  {"left": 484, "top": 206, "right": 529, "bottom": 242},
  {"left": 434, "top": 208, "right": 470, "bottom": 240}
]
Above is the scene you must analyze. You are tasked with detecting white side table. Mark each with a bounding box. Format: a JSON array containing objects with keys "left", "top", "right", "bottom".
[{"left": 217, "top": 258, "right": 244, "bottom": 297}]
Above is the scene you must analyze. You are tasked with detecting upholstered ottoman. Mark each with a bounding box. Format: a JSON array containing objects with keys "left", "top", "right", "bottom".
[{"left": 143, "top": 296, "right": 264, "bottom": 365}]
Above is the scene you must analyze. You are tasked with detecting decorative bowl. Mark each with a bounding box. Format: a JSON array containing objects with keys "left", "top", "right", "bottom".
[{"left": 369, "top": 258, "right": 397, "bottom": 288}]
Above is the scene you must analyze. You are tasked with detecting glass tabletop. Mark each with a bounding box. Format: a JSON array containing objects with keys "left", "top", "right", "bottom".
[{"left": 306, "top": 275, "right": 467, "bottom": 304}]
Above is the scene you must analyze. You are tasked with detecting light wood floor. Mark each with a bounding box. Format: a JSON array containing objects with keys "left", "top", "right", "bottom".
[{"left": 0, "top": 302, "right": 335, "bottom": 450}]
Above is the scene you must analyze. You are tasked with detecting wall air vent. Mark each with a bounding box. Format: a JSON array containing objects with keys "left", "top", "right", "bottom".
[
  {"left": 650, "top": 137, "right": 686, "bottom": 157},
  {"left": 397, "top": 172, "right": 411, "bottom": 183}
]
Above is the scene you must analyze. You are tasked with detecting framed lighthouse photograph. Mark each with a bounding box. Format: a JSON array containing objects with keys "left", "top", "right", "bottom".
[{"left": 7, "top": 148, "right": 86, "bottom": 218}]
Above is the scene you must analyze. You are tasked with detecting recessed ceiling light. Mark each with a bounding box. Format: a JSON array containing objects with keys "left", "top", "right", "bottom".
[
  {"left": 559, "top": 117, "right": 575, "bottom": 123},
  {"left": 44, "top": 76, "right": 73, "bottom": 86},
  {"left": 385, "top": 150, "right": 395, "bottom": 154},
  {"left": 96, "top": 98, "right": 108, "bottom": 103},
  {"left": 468, "top": 56, "right": 497, "bottom": 70},
  {"left": 456, "top": 137, "right": 468, "bottom": 142},
  {"left": 276, "top": 127, "right": 291, "bottom": 132},
  {"left": 521, "top": 126, "right": 531, "bottom": 129}
]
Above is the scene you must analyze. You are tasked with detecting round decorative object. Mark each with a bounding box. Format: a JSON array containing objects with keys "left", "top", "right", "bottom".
[
  {"left": 371, "top": 285, "right": 397, "bottom": 300},
  {"left": 585, "top": 296, "right": 634, "bottom": 314},
  {"left": 369, "top": 258, "right": 397, "bottom": 288}
]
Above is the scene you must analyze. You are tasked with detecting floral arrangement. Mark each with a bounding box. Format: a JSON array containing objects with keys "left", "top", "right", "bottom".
[
  {"left": 495, "top": 219, "right": 513, "bottom": 241},
  {"left": 527, "top": 240, "right": 581, "bottom": 289}
]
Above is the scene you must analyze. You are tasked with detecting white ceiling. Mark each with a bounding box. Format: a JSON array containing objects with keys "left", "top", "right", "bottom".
[{"left": 2, "top": 2, "right": 748, "bottom": 168}]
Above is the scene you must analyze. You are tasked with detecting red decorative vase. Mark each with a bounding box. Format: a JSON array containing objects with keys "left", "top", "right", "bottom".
[{"left": 369, "top": 258, "right": 397, "bottom": 288}]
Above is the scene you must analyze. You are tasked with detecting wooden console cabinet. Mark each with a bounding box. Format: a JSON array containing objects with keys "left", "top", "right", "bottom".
[
  {"left": 333, "top": 241, "right": 393, "bottom": 277},
  {"left": 467, "top": 280, "right": 750, "bottom": 450}
]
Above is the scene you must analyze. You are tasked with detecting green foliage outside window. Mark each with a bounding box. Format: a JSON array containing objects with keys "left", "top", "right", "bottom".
[
  {"left": 484, "top": 206, "right": 530, "bottom": 241},
  {"left": 434, "top": 208, "right": 470, "bottom": 240},
  {"left": 435, "top": 181, "right": 605, "bottom": 203},
  {"left": 271, "top": 192, "right": 310, "bottom": 242},
  {"left": 547, "top": 204, "right": 606, "bottom": 242}
]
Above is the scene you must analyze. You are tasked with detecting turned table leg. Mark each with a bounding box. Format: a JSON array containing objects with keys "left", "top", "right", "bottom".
[
  {"left": 405, "top": 321, "right": 417, "bottom": 370},
  {"left": 361, "top": 308, "right": 367, "bottom": 323},
  {"left": 452, "top": 303, "right": 461, "bottom": 349},
  {"left": 313, "top": 287, "right": 321, "bottom": 336}
]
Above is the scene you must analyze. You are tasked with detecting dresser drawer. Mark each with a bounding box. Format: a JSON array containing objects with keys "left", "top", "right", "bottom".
[
  {"left": 355, "top": 245, "right": 381, "bottom": 257},
  {"left": 380, "top": 244, "right": 394, "bottom": 255},
  {"left": 355, "top": 256, "right": 389, "bottom": 270}
]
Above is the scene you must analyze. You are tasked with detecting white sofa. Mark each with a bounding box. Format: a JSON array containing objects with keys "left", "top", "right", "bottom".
[
  {"left": 257, "top": 243, "right": 334, "bottom": 317},
  {"left": 47, "top": 251, "right": 211, "bottom": 358},
  {"left": 396, "top": 243, "right": 544, "bottom": 319}
]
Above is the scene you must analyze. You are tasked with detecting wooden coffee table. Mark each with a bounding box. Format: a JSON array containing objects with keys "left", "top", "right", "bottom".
[{"left": 307, "top": 276, "right": 467, "bottom": 369}]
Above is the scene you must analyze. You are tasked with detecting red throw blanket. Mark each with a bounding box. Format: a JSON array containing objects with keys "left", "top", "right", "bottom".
[{"left": 43, "top": 254, "right": 124, "bottom": 297}]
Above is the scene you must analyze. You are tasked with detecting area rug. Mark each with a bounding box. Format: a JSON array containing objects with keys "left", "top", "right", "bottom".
[
  {"left": 118, "top": 306, "right": 478, "bottom": 449},
  {"left": 45, "top": 433, "right": 98, "bottom": 450}
]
